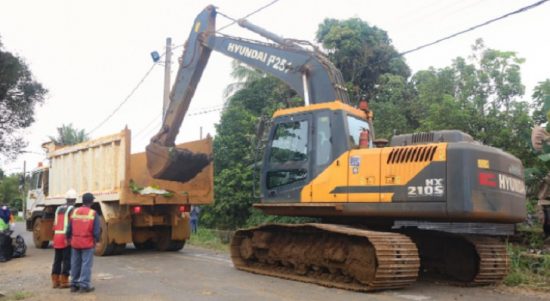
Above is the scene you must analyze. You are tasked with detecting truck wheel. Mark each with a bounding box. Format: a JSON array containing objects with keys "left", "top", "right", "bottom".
[
  {"left": 32, "top": 218, "right": 50, "bottom": 249},
  {"left": 113, "top": 243, "right": 126, "bottom": 255},
  {"left": 167, "top": 240, "right": 186, "bottom": 251},
  {"left": 155, "top": 229, "right": 171, "bottom": 251},
  {"left": 95, "top": 215, "right": 116, "bottom": 256},
  {"left": 134, "top": 241, "right": 154, "bottom": 250}
]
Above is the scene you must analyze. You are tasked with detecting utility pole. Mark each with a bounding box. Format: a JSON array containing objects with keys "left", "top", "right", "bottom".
[
  {"left": 21, "top": 161, "right": 26, "bottom": 214},
  {"left": 162, "top": 37, "right": 172, "bottom": 119}
]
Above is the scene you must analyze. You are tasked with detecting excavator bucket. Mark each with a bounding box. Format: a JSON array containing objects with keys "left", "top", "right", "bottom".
[{"left": 146, "top": 137, "right": 212, "bottom": 183}]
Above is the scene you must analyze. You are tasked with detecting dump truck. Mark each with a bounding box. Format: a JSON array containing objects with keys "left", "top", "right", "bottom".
[
  {"left": 25, "top": 128, "right": 213, "bottom": 255},
  {"left": 142, "top": 5, "right": 526, "bottom": 291}
]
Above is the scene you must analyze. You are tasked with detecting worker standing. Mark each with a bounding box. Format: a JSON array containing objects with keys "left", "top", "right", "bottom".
[
  {"left": 0, "top": 204, "right": 11, "bottom": 228},
  {"left": 51, "top": 189, "right": 77, "bottom": 289},
  {"left": 0, "top": 204, "right": 11, "bottom": 262},
  {"left": 190, "top": 205, "right": 201, "bottom": 234},
  {"left": 67, "top": 192, "right": 100, "bottom": 293}
]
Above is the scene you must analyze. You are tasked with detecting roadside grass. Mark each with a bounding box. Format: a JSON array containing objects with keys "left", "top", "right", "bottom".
[
  {"left": 188, "top": 228, "right": 230, "bottom": 252},
  {"left": 505, "top": 244, "right": 550, "bottom": 291},
  {"left": 504, "top": 226, "right": 550, "bottom": 292},
  {"left": 0, "top": 291, "right": 33, "bottom": 301}
]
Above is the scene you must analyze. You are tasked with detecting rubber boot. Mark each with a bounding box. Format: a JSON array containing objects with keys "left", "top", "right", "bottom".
[
  {"left": 51, "top": 274, "right": 60, "bottom": 288},
  {"left": 59, "top": 274, "right": 70, "bottom": 289}
]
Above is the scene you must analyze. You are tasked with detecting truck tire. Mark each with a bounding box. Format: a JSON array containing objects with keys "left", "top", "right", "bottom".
[
  {"left": 155, "top": 229, "right": 171, "bottom": 251},
  {"left": 95, "top": 215, "right": 117, "bottom": 256},
  {"left": 113, "top": 243, "right": 126, "bottom": 255},
  {"left": 167, "top": 240, "right": 185, "bottom": 251},
  {"left": 134, "top": 241, "right": 154, "bottom": 250},
  {"left": 32, "top": 217, "right": 50, "bottom": 249}
]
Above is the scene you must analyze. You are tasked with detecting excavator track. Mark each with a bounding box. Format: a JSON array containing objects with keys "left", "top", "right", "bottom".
[
  {"left": 230, "top": 223, "right": 420, "bottom": 292},
  {"left": 404, "top": 230, "right": 509, "bottom": 285},
  {"left": 466, "top": 236, "right": 509, "bottom": 284}
]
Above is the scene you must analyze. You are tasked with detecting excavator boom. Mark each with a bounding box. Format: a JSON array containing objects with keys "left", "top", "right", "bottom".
[{"left": 147, "top": 5, "right": 348, "bottom": 181}]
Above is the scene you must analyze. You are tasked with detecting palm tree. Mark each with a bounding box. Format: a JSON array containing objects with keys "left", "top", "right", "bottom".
[
  {"left": 48, "top": 124, "right": 89, "bottom": 146},
  {"left": 223, "top": 60, "right": 265, "bottom": 100}
]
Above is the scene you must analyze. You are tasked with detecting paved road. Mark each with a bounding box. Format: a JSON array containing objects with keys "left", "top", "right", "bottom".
[{"left": 0, "top": 223, "right": 548, "bottom": 301}]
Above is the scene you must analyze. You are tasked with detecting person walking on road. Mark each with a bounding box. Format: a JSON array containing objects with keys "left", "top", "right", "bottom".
[
  {"left": 51, "top": 189, "right": 77, "bottom": 289},
  {"left": 67, "top": 192, "right": 100, "bottom": 293},
  {"left": 190, "top": 205, "right": 201, "bottom": 234}
]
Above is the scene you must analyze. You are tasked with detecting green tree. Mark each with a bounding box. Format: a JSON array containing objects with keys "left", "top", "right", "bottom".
[
  {"left": 0, "top": 172, "right": 23, "bottom": 211},
  {"left": 369, "top": 73, "right": 415, "bottom": 138},
  {"left": 526, "top": 79, "right": 550, "bottom": 197},
  {"left": 316, "top": 18, "right": 410, "bottom": 100},
  {"left": 532, "top": 79, "right": 550, "bottom": 126},
  {"left": 409, "top": 39, "right": 531, "bottom": 164},
  {"left": 48, "top": 123, "right": 89, "bottom": 146},
  {"left": 223, "top": 60, "right": 264, "bottom": 99},
  {"left": 0, "top": 38, "right": 47, "bottom": 159},
  {"left": 202, "top": 77, "right": 296, "bottom": 230}
]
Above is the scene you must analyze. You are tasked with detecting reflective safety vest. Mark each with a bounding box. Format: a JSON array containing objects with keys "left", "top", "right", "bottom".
[
  {"left": 0, "top": 218, "right": 7, "bottom": 231},
  {"left": 52, "top": 205, "right": 74, "bottom": 249},
  {"left": 70, "top": 207, "right": 96, "bottom": 249}
]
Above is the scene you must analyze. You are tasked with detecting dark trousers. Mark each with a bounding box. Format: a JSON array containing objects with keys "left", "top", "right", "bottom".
[
  {"left": 52, "top": 247, "right": 71, "bottom": 275},
  {"left": 0, "top": 233, "right": 13, "bottom": 262}
]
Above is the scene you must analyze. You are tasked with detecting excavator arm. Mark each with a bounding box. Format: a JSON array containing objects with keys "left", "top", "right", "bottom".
[{"left": 147, "top": 5, "right": 349, "bottom": 182}]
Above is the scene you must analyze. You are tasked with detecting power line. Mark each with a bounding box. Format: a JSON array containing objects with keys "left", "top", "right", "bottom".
[
  {"left": 217, "top": 0, "right": 281, "bottom": 32},
  {"left": 88, "top": 0, "right": 282, "bottom": 137},
  {"left": 132, "top": 106, "right": 224, "bottom": 141},
  {"left": 400, "top": 0, "right": 549, "bottom": 56},
  {"left": 87, "top": 60, "right": 161, "bottom": 136}
]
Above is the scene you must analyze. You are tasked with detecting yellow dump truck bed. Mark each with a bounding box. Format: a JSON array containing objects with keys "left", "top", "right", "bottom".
[{"left": 44, "top": 128, "right": 213, "bottom": 205}]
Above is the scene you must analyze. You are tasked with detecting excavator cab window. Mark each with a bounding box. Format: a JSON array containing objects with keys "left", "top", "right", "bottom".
[
  {"left": 347, "top": 115, "right": 372, "bottom": 148},
  {"left": 266, "top": 119, "right": 309, "bottom": 189},
  {"left": 315, "top": 115, "right": 332, "bottom": 167}
]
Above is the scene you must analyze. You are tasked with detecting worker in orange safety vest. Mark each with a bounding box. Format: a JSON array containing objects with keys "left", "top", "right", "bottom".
[
  {"left": 51, "top": 189, "right": 77, "bottom": 288},
  {"left": 67, "top": 192, "right": 100, "bottom": 293}
]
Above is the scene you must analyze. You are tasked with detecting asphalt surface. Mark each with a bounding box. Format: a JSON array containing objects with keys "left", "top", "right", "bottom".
[{"left": 0, "top": 223, "right": 548, "bottom": 301}]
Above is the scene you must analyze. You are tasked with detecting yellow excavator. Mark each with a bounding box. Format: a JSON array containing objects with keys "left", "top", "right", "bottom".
[{"left": 146, "top": 5, "right": 526, "bottom": 291}]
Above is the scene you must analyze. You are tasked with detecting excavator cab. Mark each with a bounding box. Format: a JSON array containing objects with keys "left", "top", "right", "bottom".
[{"left": 260, "top": 102, "right": 369, "bottom": 202}]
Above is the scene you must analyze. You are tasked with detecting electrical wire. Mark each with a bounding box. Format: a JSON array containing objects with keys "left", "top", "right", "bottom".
[
  {"left": 132, "top": 105, "right": 223, "bottom": 141},
  {"left": 400, "top": 0, "right": 549, "bottom": 56},
  {"left": 86, "top": 60, "right": 160, "bottom": 136},
  {"left": 89, "top": 0, "right": 281, "bottom": 137},
  {"left": 216, "top": 0, "right": 281, "bottom": 32}
]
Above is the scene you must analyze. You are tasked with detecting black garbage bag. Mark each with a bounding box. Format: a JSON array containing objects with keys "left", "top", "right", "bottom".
[
  {"left": 0, "top": 231, "right": 13, "bottom": 262},
  {"left": 12, "top": 234, "right": 26, "bottom": 258}
]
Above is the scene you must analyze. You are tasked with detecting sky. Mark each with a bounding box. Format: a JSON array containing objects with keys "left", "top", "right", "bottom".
[{"left": 0, "top": 0, "right": 549, "bottom": 175}]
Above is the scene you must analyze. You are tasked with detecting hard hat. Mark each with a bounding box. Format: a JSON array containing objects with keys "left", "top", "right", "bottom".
[{"left": 65, "top": 189, "right": 77, "bottom": 200}]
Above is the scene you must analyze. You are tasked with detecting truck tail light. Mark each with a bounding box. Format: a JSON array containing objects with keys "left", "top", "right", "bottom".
[
  {"left": 132, "top": 206, "right": 142, "bottom": 214},
  {"left": 179, "top": 205, "right": 190, "bottom": 213}
]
